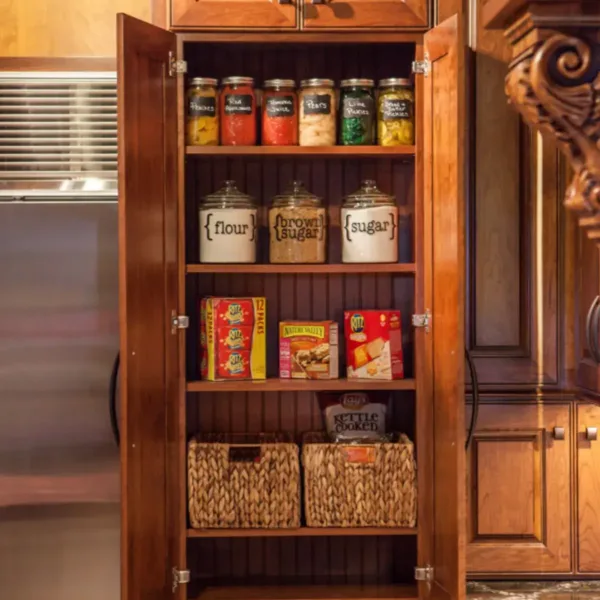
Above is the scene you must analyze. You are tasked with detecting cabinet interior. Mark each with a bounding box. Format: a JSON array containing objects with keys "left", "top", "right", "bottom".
[{"left": 183, "top": 39, "right": 421, "bottom": 599}]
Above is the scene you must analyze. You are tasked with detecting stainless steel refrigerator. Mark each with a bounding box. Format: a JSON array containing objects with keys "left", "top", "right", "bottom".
[{"left": 0, "top": 71, "right": 120, "bottom": 600}]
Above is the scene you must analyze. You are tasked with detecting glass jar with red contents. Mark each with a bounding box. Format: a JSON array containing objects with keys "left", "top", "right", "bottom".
[
  {"left": 220, "top": 76, "right": 257, "bottom": 146},
  {"left": 262, "top": 79, "right": 298, "bottom": 146}
]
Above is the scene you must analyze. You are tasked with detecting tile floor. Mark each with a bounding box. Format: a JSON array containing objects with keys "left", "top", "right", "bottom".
[{"left": 468, "top": 581, "right": 600, "bottom": 599}]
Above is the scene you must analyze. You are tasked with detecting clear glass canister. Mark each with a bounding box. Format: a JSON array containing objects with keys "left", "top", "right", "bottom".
[
  {"left": 299, "top": 79, "right": 336, "bottom": 147},
  {"left": 377, "top": 78, "right": 414, "bottom": 146},
  {"left": 199, "top": 181, "right": 257, "bottom": 264},
  {"left": 339, "top": 78, "right": 375, "bottom": 146},
  {"left": 269, "top": 181, "right": 326, "bottom": 263},
  {"left": 187, "top": 77, "right": 219, "bottom": 146},
  {"left": 341, "top": 180, "right": 398, "bottom": 263}
]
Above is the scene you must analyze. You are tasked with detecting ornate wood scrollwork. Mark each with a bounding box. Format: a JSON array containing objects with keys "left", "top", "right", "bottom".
[{"left": 505, "top": 32, "right": 600, "bottom": 239}]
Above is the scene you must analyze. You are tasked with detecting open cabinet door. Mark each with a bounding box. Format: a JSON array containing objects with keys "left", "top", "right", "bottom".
[
  {"left": 421, "top": 12, "right": 466, "bottom": 600},
  {"left": 117, "top": 14, "right": 183, "bottom": 600}
]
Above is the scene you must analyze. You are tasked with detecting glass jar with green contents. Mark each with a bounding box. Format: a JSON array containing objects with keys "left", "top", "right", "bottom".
[
  {"left": 377, "top": 78, "right": 414, "bottom": 146},
  {"left": 339, "top": 79, "right": 375, "bottom": 146}
]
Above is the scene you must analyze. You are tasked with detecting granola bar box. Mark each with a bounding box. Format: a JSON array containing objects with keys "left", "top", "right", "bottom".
[
  {"left": 279, "top": 321, "right": 339, "bottom": 379},
  {"left": 344, "top": 310, "right": 404, "bottom": 380},
  {"left": 201, "top": 297, "right": 266, "bottom": 381}
]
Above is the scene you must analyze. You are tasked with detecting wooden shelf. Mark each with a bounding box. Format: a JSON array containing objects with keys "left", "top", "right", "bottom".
[
  {"left": 193, "top": 585, "right": 418, "bottom": 600},
  {"left": 186, "top": 145, "right": 415, "bottom": 157},
  {"left": 187, "top": 378, "right": 415, "bottom": 393},
  {"left": 188, "top": 527, "right": 417, "bottom": 538},
  {"left": 186, "top": 263, "right": 416, "bottom": 275}
]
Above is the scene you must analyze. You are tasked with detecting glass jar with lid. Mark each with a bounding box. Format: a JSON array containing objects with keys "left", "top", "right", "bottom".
[
  {"left": 377, "top": 78, "right": 414, "bottom": 146},
  {"left": 269, "top": 181, "right": 326, "bottom": 263},
  {"left": 339, "top": 79, "right": 375, "bottom": 146},
  {"left": 262, "top": 79, "right": 298, "bottom": 146},
  {"left": 341, "top": 180, "right": 398, "bottom": 263},
  {"left": 299, "top": 79, "right": 336, "bottom": 147},
  {"left": 199, "top": 181, "right": 257, "bottom": 264},
  {"left": 220, "top": 77, "right": 257, "bottom": 146},
  {"left": 187, "top": 77, "right": 219, "bottom": 146}
]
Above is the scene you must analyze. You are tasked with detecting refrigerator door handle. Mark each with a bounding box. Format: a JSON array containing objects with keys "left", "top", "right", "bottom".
[{"left": 109, "top": 352, "right": 120, "bottom": 447}]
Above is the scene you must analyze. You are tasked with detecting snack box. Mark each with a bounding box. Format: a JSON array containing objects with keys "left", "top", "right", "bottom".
[
  {"left": 279, "top": 321, "right": 339, "bottom": 379},
  {"left": 344, "top": 310, "right": 404, "bottom": 380},
  {"left": 201, "top": 297, "right": 266, "bottom": 381}
]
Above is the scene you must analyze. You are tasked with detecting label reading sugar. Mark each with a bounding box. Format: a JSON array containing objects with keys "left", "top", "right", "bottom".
[
  {"left": 382, "top": 98, "right": 412, "bottom": 120},
  {"left": 224, "top": 94, "right": 253, "bottom": 115},
  {"left": 303, "top": 94, "right": 331, "bottom": 116},
  {"left": 342, "top": 96, "right": 373, "bottom": 119},
  {"left": 266, "top": 95, "right": 295, "bottom": 117},
  {"left": 189, "top": 96, "right": 216, "bottom": 117}
]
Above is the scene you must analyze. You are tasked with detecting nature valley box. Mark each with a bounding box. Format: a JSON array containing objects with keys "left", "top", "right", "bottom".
[{"left": 279, "top": 321, "right": 339, "bottom": 379}]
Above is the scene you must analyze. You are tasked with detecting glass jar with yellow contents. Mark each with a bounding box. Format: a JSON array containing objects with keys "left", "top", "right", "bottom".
[
  {"left": 377, "top": 78, "right": 414, "bottom": 147},
  {"left": 187, "top": 77, "right": 219, "bottom": 146}
]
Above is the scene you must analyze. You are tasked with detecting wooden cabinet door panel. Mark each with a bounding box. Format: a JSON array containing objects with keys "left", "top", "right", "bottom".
[
  {"left": 302, "top": 0, "right": 427, "bottom": 29},
  {"left": 467, "top": 403, "right": 572, "bottom": 574},
  {"left": 171, "top": 0, "right": 297, "bottom": 30},
  {"left": 117, "top": 14, "right": 184, "bottom": 600},
  {"left": 577, "top": 404, "right": 600, "bottom": 573},
  {"left": 419, "top": 13, "right": 466, "bottom": 600}
]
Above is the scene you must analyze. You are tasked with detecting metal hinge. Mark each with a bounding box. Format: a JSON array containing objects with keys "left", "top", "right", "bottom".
[
  {"left": 171, "top": 313, "right": 189, "bottom": 332},
  {"left": 172, "top": 567, "right": 190, "bottom": 592},
  {"left": 412, "top": 54, "right": 431, "bottom": 77},
  {"left": 414, "top": 565, "right": 434, "bottom": 582},
  {"left": 412, "top": 309, "right": 431, "bottom": 333},
  {"left": 168, "top": 51, "right": 187, "bottom": 76}
]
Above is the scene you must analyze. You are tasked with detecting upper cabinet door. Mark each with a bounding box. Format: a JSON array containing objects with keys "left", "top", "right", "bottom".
[
  {"left": 171, "top": 0, "right": 297, "bottom": 30},
  {"left": 419, "top": 13, "right": 466, "bottom": 600},
  {"left": 117, "top": 14, "right": 183, "bottom": 600},
  {"left": 302, "top": 0, "right": 427, "bottom": 29}
]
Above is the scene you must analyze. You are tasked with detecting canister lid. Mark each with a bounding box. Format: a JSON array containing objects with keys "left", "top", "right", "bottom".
[
  {"left": 271, "top": 181, "right": 322, "bottom": 207},
  {"left": 264, "top": 79, "right": 296, "bottom": 89},
  {"left": 343, "top": 180, "right": 395, "bottom": 208},
  {"left": 300, "top": 78, "right": 335, "bottom": 88},
  {"left": 190, "top": 77, "right": 218, "bottom": 86},
  {"left": 202, "top": 181, "right": 255, "bottom": 208},
  {"left": 378, "top": 78, "right": 412, "bottom": 88},
  {"left": 221, "top": 76, "right": 255, "bottom": 86},
  {"left": 340, "top": 78, "right": 375, "bottom": 88}
]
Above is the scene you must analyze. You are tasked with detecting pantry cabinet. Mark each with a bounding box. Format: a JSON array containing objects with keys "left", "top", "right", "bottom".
[{"left": 117, "top": 11, "right": 466, "bottom": 600}]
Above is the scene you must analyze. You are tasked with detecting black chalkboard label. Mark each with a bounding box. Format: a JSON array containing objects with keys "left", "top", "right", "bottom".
[
  {"left": 189, "top": 96, "right": 216, "bottom": 117},
  {"left": 266, "top": 95, "right": 295, "bottom": 117},
  {"left": 382, "top": 98, "right": 412, "bottom": 120},
  {"left": 229, "top": 446, "right": 262, "bottom": 463},
  {"left": 342, "top": 96, "right": 373, "bottom": 119},
  {"left": 303, "top": 94, "right": 331, "bottom": 116},
  {"left": 224, "top": 94, "right": 253, "bottom": 115}
]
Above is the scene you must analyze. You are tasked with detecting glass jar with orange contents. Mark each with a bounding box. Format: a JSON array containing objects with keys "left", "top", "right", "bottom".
[
  {"left": 262, "top": 79, "right": 298, "bottom": 146},
  {"left": 220, "top": 77, "right": 257, "bottom": 146}
]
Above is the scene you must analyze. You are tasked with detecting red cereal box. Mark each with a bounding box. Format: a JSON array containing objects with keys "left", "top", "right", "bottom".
[
  {"left": 217, "top": 350, "right": 251, "bottom": 379},
  {"left": 344, "top": 310, "right": 404, "bottom": 380}
]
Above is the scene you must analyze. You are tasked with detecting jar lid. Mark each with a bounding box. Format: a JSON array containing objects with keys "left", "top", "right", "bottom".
[
  {"left": 202, "top": 180, "right": 255, "bottom": 208},
  {"left": 340, "top": 78, "right": 375, "bottom": 88},
  {"left": 378, "top": 78, "right": 412, "bottom": 88},
  {"left": 343, "top": 180, "right": 395, "bottom": 208},
  {"left": 271, "top": 181, "right": 322, "bottom": 207},
  {"left": 264, "top": 79, "right": 296, "bottom": 89},
  {"left": 221, "top": 76, "right": 254, "bottom": 86},
  {"left": 300, "top": 78, "right": 334, "bottom": 88},
  {"left": 190, "top": 77, "right": 218, "bottom": 86}
]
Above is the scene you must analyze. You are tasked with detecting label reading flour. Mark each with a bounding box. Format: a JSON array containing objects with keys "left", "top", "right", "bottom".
[
  {"left": 342, "top": 205, "right": 398, "bottom": 263},
  {"left": 200, "top": 208, "right": 257, "bottom": 264}
]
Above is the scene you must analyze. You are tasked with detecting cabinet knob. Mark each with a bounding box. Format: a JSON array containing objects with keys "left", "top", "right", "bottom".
[
  {"left": 553, "top": 426, "right": 565, "bottom": 440},
  {"left": 586, "top": 427, "right": 598, "bottom": 441}
]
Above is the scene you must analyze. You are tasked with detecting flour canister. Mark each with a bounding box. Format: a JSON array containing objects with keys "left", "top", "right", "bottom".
[
  {"left": 199, "top": 181, "right": 257, "bottom": 263},
  {"left": 341, "top": 180, "right": 398, "bottom": 263}
]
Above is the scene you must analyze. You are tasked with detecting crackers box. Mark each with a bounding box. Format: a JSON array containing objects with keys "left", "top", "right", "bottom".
[
  {"left": 279, "top": 321, "right": 339, "bottom": 379},
  {"left": 344, "top": 310, "right": 404, "bottom": 380}
]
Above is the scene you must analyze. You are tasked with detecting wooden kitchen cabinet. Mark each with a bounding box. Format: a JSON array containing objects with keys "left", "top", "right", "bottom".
[
  {"left": 467, "top": 403, "right": 572, "bottom": 575},
  {"left": 117, "top": 10, "right": 467, "bottom": 600}
]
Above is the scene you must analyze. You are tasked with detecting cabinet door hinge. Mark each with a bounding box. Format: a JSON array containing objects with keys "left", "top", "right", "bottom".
[
  {"left": 168, "top": 51, "right": 188, "bottom": 76},
  {"left": 171, "top": 312, "right": 189, "bottom": 332},
  {"left": 412, "top": 310, "right": 431, "bottom": 332},
  {"left": 172, "top": 567, "right": 190, "bottom": 592},
  {"left": 414, "top": 565, "right": 434, "bottom": 582},
  {"left": 412, "top": 54, "right": 430, "bottom": 77}
]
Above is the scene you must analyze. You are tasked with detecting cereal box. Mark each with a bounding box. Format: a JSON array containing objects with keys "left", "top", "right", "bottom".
[
  {"left": 344, "top": 310, "right": 404, "bottom": 380},
  {"left": 279, "top": 321, "right": 338, "bottom": 379},
  {"left": 201, "top": 297, "right": 266, "bottom": 381}
]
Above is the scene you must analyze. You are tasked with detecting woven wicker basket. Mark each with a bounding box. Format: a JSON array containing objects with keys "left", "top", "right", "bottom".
[
  {"left": 188, "top": 433, "right": 300, "bottom": 529},
  {"left": 302, "top": 432, "right": 417, "bottom": 528}
]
